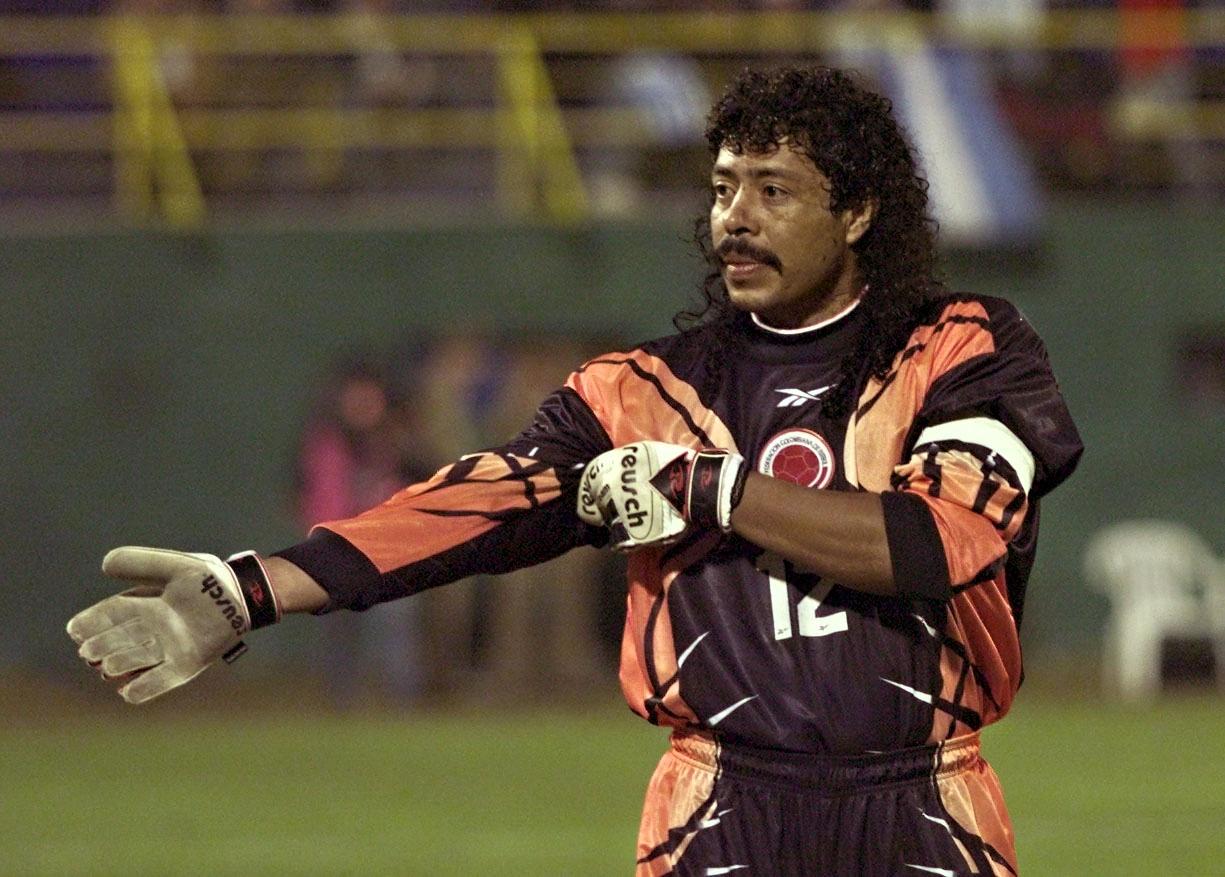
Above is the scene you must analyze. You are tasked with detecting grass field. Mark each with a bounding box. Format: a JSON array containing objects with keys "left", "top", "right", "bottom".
[{"left": 4, "top": 679, "right": 1225, "bottom": 875}]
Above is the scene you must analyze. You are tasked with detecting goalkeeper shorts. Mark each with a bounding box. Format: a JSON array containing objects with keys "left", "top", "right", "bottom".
[{"left": 634, "top": 728, "right": 1017, "bottom": 876}]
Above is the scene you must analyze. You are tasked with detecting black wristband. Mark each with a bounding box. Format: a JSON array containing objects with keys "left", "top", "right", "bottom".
[
  {"left": 226, "top": 551, "right": 282, "bottom": 631},
  {"left": 688, "top": 450, "right": 730, "bottom": 529}
]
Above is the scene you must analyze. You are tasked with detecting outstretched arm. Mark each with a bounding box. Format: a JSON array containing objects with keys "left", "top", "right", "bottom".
[
  {"left": 68, "top": 384, "right": 613, "bottom": 703},
  {"left": 262, "top": 556, "right": 328, "bottom": 613}
]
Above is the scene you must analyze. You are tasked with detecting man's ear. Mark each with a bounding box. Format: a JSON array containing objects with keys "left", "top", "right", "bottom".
[{"left": 844, "top": 198, "right": 877, "bottom": 246}]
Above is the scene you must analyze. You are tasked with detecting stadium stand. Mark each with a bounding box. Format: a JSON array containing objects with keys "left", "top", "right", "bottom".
[{"left": 0, "top": 3, "right": 1222, "bottom": 230}]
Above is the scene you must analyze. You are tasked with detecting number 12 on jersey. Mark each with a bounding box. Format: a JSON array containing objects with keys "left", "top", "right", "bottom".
[{"left": 756, "top": 551, "right": 849, "bottom": 641}]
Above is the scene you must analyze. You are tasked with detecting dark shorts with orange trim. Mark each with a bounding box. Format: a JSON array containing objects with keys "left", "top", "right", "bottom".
[{"left": 635, "top": 730, "right": 1018, "bottom": 876}]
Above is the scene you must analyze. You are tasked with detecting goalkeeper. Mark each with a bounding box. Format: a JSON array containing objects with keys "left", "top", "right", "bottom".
[{"left": 69, "top": 65, "right": 1082, "bottom": 876}]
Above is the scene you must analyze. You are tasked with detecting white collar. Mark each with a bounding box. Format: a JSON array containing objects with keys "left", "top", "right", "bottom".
[{"left": 750, "top": 295, "right": 863, "bottom": 336}]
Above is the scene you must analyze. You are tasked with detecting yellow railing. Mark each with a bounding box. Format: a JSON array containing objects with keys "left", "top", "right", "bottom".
[
  {"left": 110, "top": 17, "right": 205, "bottom": 228},
  {"left": 496, "top": 25, "right": 588, "bottom": 223},
  {"left": 0, "top": 9, "right": 1222, "bottom": 228}
]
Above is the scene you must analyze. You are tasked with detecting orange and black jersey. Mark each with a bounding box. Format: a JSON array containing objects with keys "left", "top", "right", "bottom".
[{"left": 276, "top": 292, "right": 1082, "bottom": 755}]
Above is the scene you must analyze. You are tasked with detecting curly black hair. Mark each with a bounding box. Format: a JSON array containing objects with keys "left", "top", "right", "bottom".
[{"left": 679, "top": 65, "right": 945, "bottom": 417}]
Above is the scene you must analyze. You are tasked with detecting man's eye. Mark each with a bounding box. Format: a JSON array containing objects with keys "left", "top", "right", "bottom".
[
  {"left": 763, "top": 185, "right": 785, "bottom": 198},
  {"left": 713, "top": 183, "right": 733, "bottom": 198}
]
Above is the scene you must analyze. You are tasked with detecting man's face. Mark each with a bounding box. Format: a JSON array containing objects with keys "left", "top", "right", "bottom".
[{"left": 710, "top": 141, "right": 872, "bottom": 329}]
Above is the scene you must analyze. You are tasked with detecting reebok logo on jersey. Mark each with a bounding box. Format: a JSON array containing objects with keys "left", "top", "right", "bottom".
[{"left": 774, "top": 385, "right": 832, "bottom": 408}]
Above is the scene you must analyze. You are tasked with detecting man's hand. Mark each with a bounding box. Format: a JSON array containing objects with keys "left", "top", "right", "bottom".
[
  {"left": 66, "top": 547, "right": 280, "bottom": 704},
  {"left": 577, "top": 441, "right": 747, "bottom": 552}
]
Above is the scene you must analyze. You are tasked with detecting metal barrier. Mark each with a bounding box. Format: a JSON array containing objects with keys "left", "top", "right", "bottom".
[
  {"left": 0, "top": 9, "right": 1222, "bottom": 228},
  {"left": 111, "top": 17, "right": 205, "bottom": 228}
]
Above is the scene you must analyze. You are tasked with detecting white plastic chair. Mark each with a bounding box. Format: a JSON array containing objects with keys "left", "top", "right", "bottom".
[{"left": 1083, "top": 520, "right": 1225, "bottom": 702}]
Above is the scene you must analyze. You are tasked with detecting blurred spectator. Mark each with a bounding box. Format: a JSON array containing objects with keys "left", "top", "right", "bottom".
[
  {"left": 472, "top": 335, "right": 616, "bottom": 701},
  {"left": 112, "top": 0, "right": 208, "bottom": 99},
  {"left": 829, "top": 0, "right": 1044, "bottom": 248},
  {"left": 591, "top": 10, "right": 712, "bottom": 216},
  {"left": 179, "top": 0, "right": 349, "bottom": 199},
  {"left": 295, "top": 354, "right": 430, "bottom": 707},
  {"left": 404, "top": 331, "right": 620, "bottom": 703},
  {"left": 937, "top": 0, "right": 1046, "bottom": 81},
  {"left": 342, "top": 0, "right": 436, "bottom": 107},
  {"left": 1114, "top": 0, "right": 1211, "bottom": 198},
  {"left": 618, "top": 52, "right": 710, "bottom": 183},
  {"left": 337, "top": 0, "right": 440, "bottom": 196},
  {"left": 410, "top": 332, "right": 505, "bottom": 701}
]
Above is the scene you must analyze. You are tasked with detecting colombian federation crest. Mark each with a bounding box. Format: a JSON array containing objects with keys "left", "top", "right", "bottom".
[{"left": 757, "top": 428, "right": 836, "bottom": 489}]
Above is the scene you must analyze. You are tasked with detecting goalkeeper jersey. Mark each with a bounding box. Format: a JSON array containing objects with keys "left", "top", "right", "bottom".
[{"left": 276, "top": 292, "right": 1082, "bottom": 755}]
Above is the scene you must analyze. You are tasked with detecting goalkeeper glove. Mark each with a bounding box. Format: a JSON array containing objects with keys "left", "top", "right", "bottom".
[
  {"left": 66, "top": 547, "right": 281, "bottom": 704},
  {"left": 577, "top": 441, "right": 748, "bottom": 552}
]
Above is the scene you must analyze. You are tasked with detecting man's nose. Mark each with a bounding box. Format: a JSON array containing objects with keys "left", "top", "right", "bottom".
[{"left": 718, "top": 190, "right": 758, "bottom": 236}]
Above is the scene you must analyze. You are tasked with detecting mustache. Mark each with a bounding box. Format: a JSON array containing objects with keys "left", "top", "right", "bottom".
[{"left": 715, "top": 237, "right": 782, "bottom": 272}]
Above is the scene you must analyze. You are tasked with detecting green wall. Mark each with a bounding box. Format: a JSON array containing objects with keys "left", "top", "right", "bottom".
[{"left": 5, "top": 200, "right": 1223, "bottom": 672}]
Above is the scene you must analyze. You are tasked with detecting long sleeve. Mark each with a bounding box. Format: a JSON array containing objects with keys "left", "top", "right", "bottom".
[
  {"left": 274, "top": 385, "right": 613, "bottom": 612},
  {"left": 856, "top": 296, "right": 1083, "bottom": 599},
  {"left": 851, "top": 294, "right": 1083, "bottom": 737}
]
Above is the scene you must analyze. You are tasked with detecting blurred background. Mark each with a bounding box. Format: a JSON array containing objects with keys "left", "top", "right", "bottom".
[{"left": 2, "top": 2, "right": 1225, "bottom": 874}]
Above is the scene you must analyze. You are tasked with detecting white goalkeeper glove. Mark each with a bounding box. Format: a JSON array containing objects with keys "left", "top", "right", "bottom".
[
  {"left": 66, "top": 547, "right": 281, "bottom": 704},
  {"left": 577, "top": 441, "right": 748, "bottom": 553}
]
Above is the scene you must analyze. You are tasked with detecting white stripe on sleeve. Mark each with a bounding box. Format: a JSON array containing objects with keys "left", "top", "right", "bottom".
[{"left": 914, "top": 417, "right": 1036, "bottom": 493}]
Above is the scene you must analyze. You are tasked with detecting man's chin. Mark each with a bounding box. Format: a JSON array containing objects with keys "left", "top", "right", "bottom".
[
  {"left": 725, "top": 285, "right": 776, "bottom": 316},
  {"left": 726, "top": 289, "right": 818, "bottom": 330}
]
